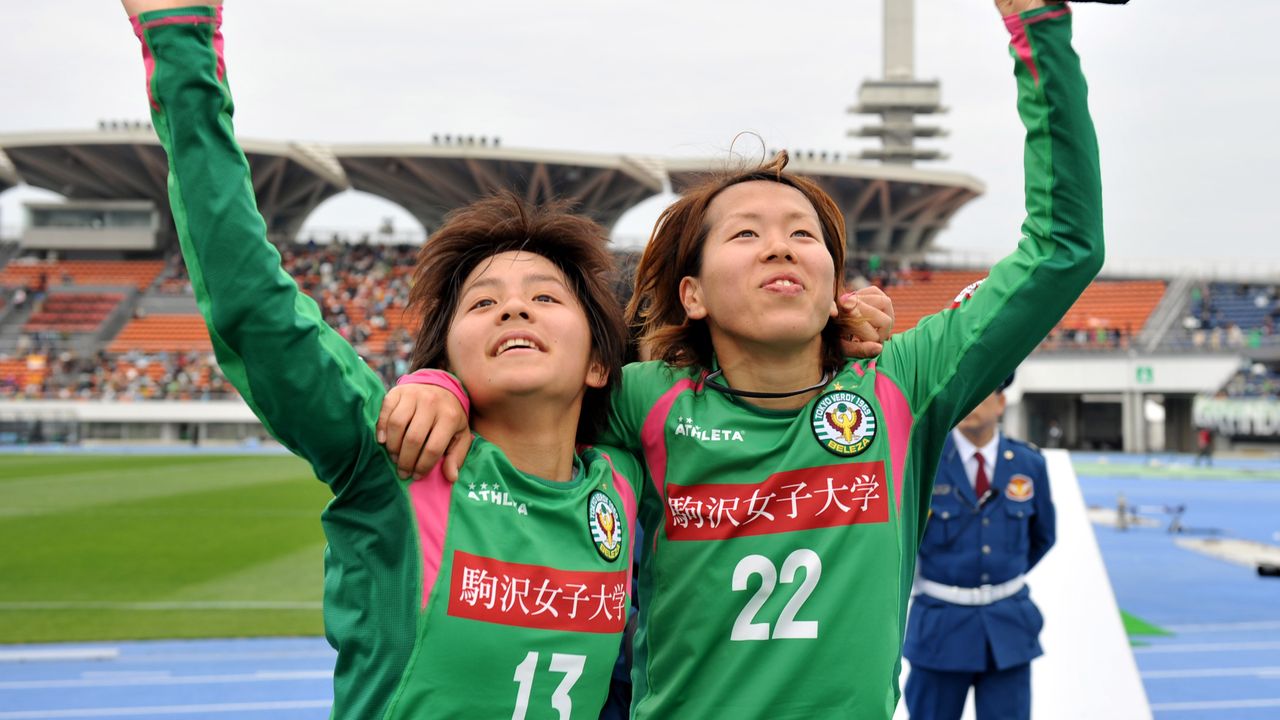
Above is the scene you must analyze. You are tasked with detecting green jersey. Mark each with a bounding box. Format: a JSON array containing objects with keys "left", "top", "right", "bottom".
[
  {"left": 132, "top": 8, "right": 642, "bottom": 719},
  {"left": 601, "top": 7, "right": 1102, "bottom": 718}
]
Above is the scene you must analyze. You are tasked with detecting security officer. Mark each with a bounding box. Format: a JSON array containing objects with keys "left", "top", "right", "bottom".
[{"left": 903, "top": 375, "right": 1056, "bottom": 720}]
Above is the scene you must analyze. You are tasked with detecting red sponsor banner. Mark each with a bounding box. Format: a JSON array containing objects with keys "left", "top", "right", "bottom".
[
  {"left": 664, "top": 462, "right": 889, "bottom": 541},
  {"left": 447, "top": 551, "right": 628, "bottom": 634}
]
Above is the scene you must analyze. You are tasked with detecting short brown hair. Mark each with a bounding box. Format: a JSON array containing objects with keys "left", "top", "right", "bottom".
[
  {"left": 408, "top": 193, "right": 625, "bottom": 444},
  {"left": 626, "top": 151, "right": 848, "bottom": 370}
]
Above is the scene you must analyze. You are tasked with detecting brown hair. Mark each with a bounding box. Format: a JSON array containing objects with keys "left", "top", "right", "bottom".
[
  {"left": 626, "top": 151, "right": 848, "bottom": 370},
  {"left": 408, "top": 193, "right": 625, "bottom": 444}
]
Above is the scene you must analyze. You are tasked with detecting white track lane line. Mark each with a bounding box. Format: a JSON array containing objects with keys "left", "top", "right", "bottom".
[
  {"left": 0, "top": 649, "right": 119, "bottom": 663},
  {"left": 0, "top": 700, "right": 331, "bottom": 719},
  {"left": 1133, "top": 641, "right": 1280, "bottom": 653},
  {"left": 0, "top": 670, "right": 331, "bottom": 690},
  {"left": 1164, "top": 621, "right": 1280, "bottom": 633},
  {"left": 1142, "top": 666, "right": 1280, "bottom": 679},
  {"left": 1150, "top": 698, "right": 1280, "bottom": 712}
]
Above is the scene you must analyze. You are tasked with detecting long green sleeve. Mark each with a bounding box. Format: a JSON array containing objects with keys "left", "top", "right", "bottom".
[{"left": 133, "top": 6, "right": 391, "bottom": 495}]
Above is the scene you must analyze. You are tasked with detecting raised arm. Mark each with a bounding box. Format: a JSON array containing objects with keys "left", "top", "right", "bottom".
[
  {"left": 882, "top": 1, "right": 1104, "bottom": 433},
  {"left": 127, "top": 2, "right": 389, "bottom": 490}
]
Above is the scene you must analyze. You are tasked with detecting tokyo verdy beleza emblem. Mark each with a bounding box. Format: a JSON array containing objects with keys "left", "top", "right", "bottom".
[
  {"left": 812, "top": 391, "right": 877, "bottom": 457},
  {"left": 587, "top": 491, "right": 623, "bottom": 562}
]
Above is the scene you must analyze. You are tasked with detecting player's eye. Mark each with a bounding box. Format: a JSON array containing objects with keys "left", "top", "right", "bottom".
[
  {"left": 469, "top": 297, "right": 496, "bottom": 310},
  {"left": 533, "top": 293, "right": 559, "bottom": 304}
]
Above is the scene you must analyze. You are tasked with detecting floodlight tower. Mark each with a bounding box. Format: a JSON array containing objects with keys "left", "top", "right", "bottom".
[{"left": 850, "top": 0, "right": 946, "bottom": 164}]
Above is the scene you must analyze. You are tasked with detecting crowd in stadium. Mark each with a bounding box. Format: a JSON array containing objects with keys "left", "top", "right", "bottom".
[
  {"left": 3, "top": 242, "right": 1280, "bottom": 401},
  {"left": 1183, "top": 281, "right": 1280, "bottom": 350}
]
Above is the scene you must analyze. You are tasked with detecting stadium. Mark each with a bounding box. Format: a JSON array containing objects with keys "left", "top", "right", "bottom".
[{"left": 2, "top": 1, "right": 1278, "bottom": 719}]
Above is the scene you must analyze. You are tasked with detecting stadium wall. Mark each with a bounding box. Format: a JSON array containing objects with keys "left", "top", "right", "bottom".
[{"left": 0, "top": 399, "right": 265, "bottom": 445}]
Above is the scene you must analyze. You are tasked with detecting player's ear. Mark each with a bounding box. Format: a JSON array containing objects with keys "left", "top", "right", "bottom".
[
  {"left": 586, "top": 355, "right": 608, "bottom": 389},
  {"left": 680, "top": 276, "right": 708, "bottom": 320}
]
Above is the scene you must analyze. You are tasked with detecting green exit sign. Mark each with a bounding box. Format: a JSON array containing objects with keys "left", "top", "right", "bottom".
[{"left": 1136, "top": 366, "right": 1154, "bottom": 384}]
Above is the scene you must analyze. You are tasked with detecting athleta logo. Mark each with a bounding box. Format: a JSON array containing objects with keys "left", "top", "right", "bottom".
[
  {"left": 674, "top": 416, "right": 745, "bottom": 443},
  {"left": 665, "top": 462, "right": 889, "bottom": 541},
  {"left": 811, "top": 391, "right": 877, "bottom": 457},
  {"left": 449, "top": 551, "right": 628, "bottom": 633},
  {"left": 465, "top": 481, "right": 529, "bottom": 516}
]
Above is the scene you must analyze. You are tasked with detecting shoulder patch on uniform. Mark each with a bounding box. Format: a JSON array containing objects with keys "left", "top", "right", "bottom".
[
  {"left": 1006, "top": 474, "right": 1035, "bottom": 502},
  {"left": 933, "top": 483, "right": 952, "bottom": 496},
  {"left": 949, "top": 278, "right": 987, "bottom": 308},
  {"left": 811, "top": 390, "right": 877, "bottom": 457},
  {"left": 587, "top": 490, "right": 623, "bottom": 562}
]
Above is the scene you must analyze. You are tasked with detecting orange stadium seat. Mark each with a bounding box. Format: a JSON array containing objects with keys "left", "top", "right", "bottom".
[
  {"left": 1057, "top": 280, "right": 1167, "bottom": 333},
  {"left": 22, "top": 293, "right": 125, "bottom": 334},
  {"left": 0, "top": 260, "right": 166, "bottom": 291},
  {"left": 885, "top": 272, "right": 1166, "bottom": 336},
  {"left": 0, "top": 356, "right": 49, "bottom": 390},
  {"left": 883, "top": 271, "right": 988, "bottom": 332},
  {"left": 107, "top": 314, "right": 212, "bottom": 353}
]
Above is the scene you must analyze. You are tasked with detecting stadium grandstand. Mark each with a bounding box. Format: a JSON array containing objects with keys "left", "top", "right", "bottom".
[{"left": 2, "top": 122, "right": 1277, "bottom": 455}]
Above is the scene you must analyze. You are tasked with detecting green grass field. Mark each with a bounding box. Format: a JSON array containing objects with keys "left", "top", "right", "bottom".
[{"left": 0, "top": 453, "right": 332, "bottom": 643}]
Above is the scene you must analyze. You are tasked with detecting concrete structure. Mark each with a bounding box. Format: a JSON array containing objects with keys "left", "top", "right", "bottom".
[
  {"left": 2, "top": 128, "right": 977, "bottom": 259},
  {"left": 851, "top": 0, "right": 947, "bottom": 164},
  {"left": 0, "top": 149, "right": 17, "bottom": 194},
  {"left": 333, "top": 142, "right": 664, "bottom": 233},
  {"left": 1008, "top": 353, "right": 1242, "bottom": 454},
  {"left": 0, "top": 127, "right": 348, "bottom": 241}
]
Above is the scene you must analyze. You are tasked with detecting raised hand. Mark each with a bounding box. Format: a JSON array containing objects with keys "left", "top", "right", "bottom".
[{"left": 838, "top": 285, "right": 896, "bottom": 358}]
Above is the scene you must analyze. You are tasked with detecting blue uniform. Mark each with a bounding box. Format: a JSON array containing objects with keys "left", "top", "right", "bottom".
[{"left": 903, "top": 432, "right": 1055, "bottom": 720}]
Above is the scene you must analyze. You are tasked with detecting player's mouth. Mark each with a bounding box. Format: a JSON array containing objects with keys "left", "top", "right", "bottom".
[
  {"left": 760, "top": 273, "right": 805, "bottom": 296},
  {"left": 490, "top": 332, "right": 546, "bottom": 356}
]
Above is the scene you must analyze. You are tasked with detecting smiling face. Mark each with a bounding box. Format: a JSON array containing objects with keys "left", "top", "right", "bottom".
[
  {"left": 445, "top": 251, "right": 606, "bottom": 411},
  {"left": 679, "top": 180, "right": 839, "bottom": 356}
]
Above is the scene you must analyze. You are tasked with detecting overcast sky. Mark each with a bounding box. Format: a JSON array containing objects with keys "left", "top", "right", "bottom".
[{"left": 3, "top": 1, "right": 1278, "bottom": 273}]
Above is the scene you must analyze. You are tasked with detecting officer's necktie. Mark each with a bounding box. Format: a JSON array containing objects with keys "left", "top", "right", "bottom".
[{"left": 974, "top": 452, "right": 990, "bottom": 499}]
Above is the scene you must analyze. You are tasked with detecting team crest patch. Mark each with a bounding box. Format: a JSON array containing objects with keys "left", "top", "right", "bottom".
[
  {"left": 1006, "top": 474, "right": 1034, "bottom": 502},
  {"left": 587, "top": 491, "right": 623, "bottom": 562},
  {"left": 950, "top": 278, "right": 987, "bottom": 308},
  {"left": 812, "top": 391, "right": 877, "bottom": 457}
]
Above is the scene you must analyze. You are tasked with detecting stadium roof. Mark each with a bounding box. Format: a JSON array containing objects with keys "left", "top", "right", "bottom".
[
  {"left": 0, "top": 148, "right": 17, "bottom": 194},
  {"left": 332, "top": 144, "right": 665, "bottom": 233},
  {"left": 666, "top": 158, "right": 984, "bottom": 259},
  {"left": 0, "top": 129, "right": 348, "bottom": 239},
  {"left": 0, "top": 130, "right": 982, "bottom": 257}
]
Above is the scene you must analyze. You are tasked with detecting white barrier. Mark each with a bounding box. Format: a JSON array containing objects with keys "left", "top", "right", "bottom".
[{"left": 894, "top": 449, "right": 1151, "bottom": 719}]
